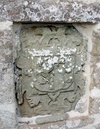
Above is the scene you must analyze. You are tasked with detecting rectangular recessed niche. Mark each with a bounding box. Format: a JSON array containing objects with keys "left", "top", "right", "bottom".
[{"left": 14, "top": 24, "right": 88, "bottom": 124}]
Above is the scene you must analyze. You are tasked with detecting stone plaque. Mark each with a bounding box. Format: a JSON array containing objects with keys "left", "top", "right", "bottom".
[{"left": 15, "top": 25, "right": 87, "bottom": 117}]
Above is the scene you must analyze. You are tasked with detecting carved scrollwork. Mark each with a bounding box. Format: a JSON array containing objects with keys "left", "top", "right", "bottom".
[{"left": 15, "top": 25, "right": 87, "bottom": 117}]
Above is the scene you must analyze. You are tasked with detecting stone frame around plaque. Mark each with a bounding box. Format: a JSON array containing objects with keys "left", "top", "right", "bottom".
[
  {"left": 1, "top": 0, "right": 100, "bottom": 128},
  {"left": 13, "top": 23, "right": 89, "bottom": 123}
]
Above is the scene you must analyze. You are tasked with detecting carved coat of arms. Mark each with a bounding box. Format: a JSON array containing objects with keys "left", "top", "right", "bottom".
[{"left": 15, "top": 25, "right": 87, "bottom": 117}]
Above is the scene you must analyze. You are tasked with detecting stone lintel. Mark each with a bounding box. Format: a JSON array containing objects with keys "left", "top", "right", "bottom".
[{"left": 0, "top": 1, "right": 100, "bottom": 23}]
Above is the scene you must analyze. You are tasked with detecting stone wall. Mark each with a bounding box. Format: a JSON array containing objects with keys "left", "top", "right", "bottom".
[{"left": 0, "top": 0, "right": 100, "bottom": 129}]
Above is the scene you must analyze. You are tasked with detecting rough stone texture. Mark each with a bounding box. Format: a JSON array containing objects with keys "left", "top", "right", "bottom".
[
  {"left": 21, "top": 1, "right": 100, "bottom": 23},
  {"left": 0, "top": 21, "right": 17, "bottom": 129},
  {"left": 36, "top": 113, "right": 69, "bottom": 124},
  {"left": 0, "top": 0, "right": 100, "bottom": 129},
  {"left": 0, "top": 0, "right": 23, "bottom": 21},
  {"left": 17, "top": 114, "right": 100, "bottom": 129},
  {"left": 14, "top": 23, "right": 100, "bottom": 128},
  {"left": 17, "top": 115, "right": 100, "bottom": 129},
  {"left": 90, "top": 24, "right": 100, "bottom": 115},
  {"left": 15, "top": 25, "right": 87, "bottom": 117},
  {"left": 91, "top": 26, "right": 100, "bottom": 89},
  {"left": 72, "top": 23, "right": 100, "bottom": 116},
  {"left": 0, "top": 0, "right": 100, "bottom": 22}
]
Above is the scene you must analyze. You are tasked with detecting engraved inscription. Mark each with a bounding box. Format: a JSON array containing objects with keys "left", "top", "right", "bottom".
[{"left": 15, "top": 25, "right": 87, "bottom": 117}]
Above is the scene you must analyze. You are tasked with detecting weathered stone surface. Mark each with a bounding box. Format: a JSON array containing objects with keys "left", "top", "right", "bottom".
[
  {"left": 0, "top": 1, "right": 100, "bottom": 22},
  {"left": 0, "top": 0, "right": 23, "bottom": 21},
  {"left": 0, "top": 21, "right": 17, "bottom": 129},
  {"left": 18, "top": 114, "right": 100, "bottom": 129},
  {"left": 73, "top": 23, "right": 100, "bottom": 115},
  {"left": 0, "top": 110, "right": 17, "bottom": 129},
  {"left": 21, "top": 1, "right": 100, "bottom": 23},
  {"left": 91, "top": 26, "right": 100, "bottom": 89},
  {"left": 91, "top": 56, "right": 100, "bottom": 90},
  {"left": 89, "top": 24, "right": 100, "bottom": 114},
  {"left": 92, "top": 31, "right": 100, "bottom": 56},
  {"left": 17, "top": 114, "right": 100, "bottom": 129},
  {"left": 15, "top": 25, "right": 87, "bottom": 117},
  {"left": 13, "top": 23, "right": 100, "bottom": 128},
  {"left": 0, "top": 22, "right": 13, "bottom": 63},
  {"left": 0, "top": 0, "right": 100, "bottom": 128},
  {"left": 36, "top": 113, "right": 69, "bottom": 124},
  {"left": 90, "top": 97, "right": 100, "bottom": 114}
]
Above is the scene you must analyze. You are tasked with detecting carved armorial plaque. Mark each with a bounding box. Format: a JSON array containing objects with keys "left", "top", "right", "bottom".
[{"left": 15, "top": 25, "right": 87, "bottom": 117}]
